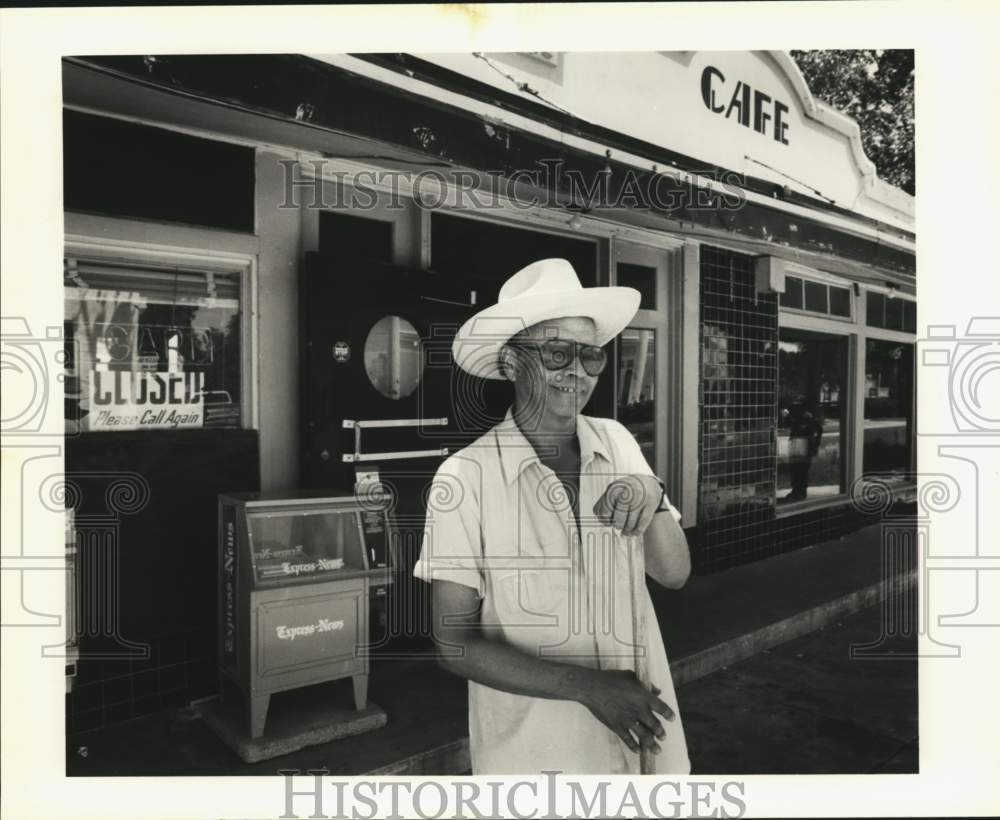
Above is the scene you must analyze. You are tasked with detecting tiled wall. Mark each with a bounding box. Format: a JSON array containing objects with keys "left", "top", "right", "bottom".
[
  {"left": 696, "top": 246, "right": 780, "bottom": 571},
  {"left": 64, "top": 430, "right": 259, "bottom": 737},
  {"left": 68, "top": 631, "right": 215, "bottom": 735},
  {"left": 694, "top": 245, "right": 907, "bottom": 573}
]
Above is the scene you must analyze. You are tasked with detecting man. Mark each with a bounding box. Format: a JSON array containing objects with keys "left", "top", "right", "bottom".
[{"left": 413, "top": 258, "right": 691, "bottom": 775}]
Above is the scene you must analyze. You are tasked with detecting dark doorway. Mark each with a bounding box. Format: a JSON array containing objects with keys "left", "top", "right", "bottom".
[
  {"left": 430, "top": 212, "right": 598, "bottom": 294},
  {"left": 299, "top": 213, "right": 607, "bottom": 657}
]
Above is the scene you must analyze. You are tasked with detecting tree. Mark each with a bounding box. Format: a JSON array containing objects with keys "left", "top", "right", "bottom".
[{"left": 790, "top": 50, "right": 914, "bottom": 195}]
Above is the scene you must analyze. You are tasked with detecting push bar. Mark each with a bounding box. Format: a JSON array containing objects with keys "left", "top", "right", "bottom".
[{"left": 341, "top": 417, "right": 450, "bottom": 463}]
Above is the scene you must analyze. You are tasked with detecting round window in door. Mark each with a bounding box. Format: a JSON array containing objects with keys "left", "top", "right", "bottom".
[{"left": 363, "top": 315, "right": 424, "bottom": 400}]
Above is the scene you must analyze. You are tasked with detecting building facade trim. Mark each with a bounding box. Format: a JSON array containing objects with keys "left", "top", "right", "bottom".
[{"left": 65, "top": 56, "right": 916, "bottom": 272}]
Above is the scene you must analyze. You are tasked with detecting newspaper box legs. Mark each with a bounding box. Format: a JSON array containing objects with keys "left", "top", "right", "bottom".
[
  {"left": 243, "top": 576, "right": 371, "bottom": 738},
  {"left": 207, "top": 492, "right": 392, "bottom": 761}
]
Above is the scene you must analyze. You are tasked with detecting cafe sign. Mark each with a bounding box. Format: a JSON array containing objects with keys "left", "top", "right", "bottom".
[
  {"left": 88, "top": 370, "right": 205, "bottom": 430},
  {"left": 701, "top": 65, "right": 791, "bottom": 145}
]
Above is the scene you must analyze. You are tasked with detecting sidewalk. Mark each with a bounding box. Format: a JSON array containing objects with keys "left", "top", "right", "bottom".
[
  {"left": 67, "top": 521, "right": 915, "bottom": 776},
  {"left": 652, "top": 521, "right": 914, "bottom": 686},
  {"left": 680, "top": 597, "right": 918, "bottom": 774}
]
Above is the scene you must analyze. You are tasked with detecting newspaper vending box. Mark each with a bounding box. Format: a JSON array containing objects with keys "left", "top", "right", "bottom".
[{"left": 217, "top": 491, "right": 393, "bottom": 738}]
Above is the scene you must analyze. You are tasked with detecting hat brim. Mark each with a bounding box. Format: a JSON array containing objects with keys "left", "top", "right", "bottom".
[{"left": 451, "top": 287, "right": 641, "bottom": 380}]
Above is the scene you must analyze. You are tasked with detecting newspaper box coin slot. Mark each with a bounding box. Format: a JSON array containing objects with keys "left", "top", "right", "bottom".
[{"left": 217, "top": 490, "right": 394, "bottom": 739}]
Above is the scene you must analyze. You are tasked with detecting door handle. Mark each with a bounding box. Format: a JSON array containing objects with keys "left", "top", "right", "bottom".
[
  {"left": 341, "top": 417, "right": 450, "bottom": 463},
  {"left": 319, "top": 449, "right": 330, "bottom": 462}
]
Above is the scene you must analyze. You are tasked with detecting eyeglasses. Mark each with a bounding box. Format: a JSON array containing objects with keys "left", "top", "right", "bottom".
[{"left": 511, "top": 339, "right": 608, "bottom": 376}]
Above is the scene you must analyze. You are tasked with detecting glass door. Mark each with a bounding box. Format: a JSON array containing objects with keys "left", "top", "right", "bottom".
[{"left": 612, "top": 241, "right": 670, "bottom": 479}]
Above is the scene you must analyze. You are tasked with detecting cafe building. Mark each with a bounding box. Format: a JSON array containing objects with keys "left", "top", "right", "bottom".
[{"left": 61, "top": 51, "right": 916, "bottom": 753}]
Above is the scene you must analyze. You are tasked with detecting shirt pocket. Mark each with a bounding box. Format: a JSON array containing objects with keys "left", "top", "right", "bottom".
[{"left": 488, "top": 560, "right": 574, "bottom": 650}]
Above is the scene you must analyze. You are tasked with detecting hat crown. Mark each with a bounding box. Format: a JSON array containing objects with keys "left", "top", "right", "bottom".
[
  {"left": 452, "top": 257, "right": 640, "bottom": 380},
  {"left": 498, "top": 259, "right": 582, "bottom": 303}
]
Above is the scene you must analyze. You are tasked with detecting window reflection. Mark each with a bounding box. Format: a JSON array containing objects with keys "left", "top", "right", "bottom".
[
  {"left": 777, "top": 329, "right": 847, "bottom": 502},
  {"left": 618, "top": 328, "right": 656, "bottom": 469},
  {"left": 866, "top": 291, "right": 916, "bottom": 332},
  {"left": 863, "top": 340, "right": 914, "bottom": 480},
  {"left": 803, "top": 280, "right": 828, "bottom": 313},
  {"left": 364, "top": 315, "right": 423, "bottom": 400},
  {"left": 780, "top": 276, "right": 803, "bottom": 309},
  {"left": 616, "top": 263, "right": 657, "bottom": 310},
  {"left": 63, "top": 260, "right": 242, "bottom": 433},
  {"left": 249, "top": 509, "right": 365, "bottom": 583}
]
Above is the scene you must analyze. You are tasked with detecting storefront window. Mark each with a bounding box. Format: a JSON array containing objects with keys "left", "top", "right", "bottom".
[
  {"left": 780, "top": 274, "right": 853, "bottom": 321},
  {"left": 803, "top": 280, "right": 827, "bottom": 313},
  {"left": 829, "top": 286, "right": 852, "bottom": 317},
  {"left": 866, "top": 291, "right": 916, "bottom": 333},
  {"left": 777, "top": 328, "right": 848, "bottom": 503},
  {"left": 781, "top": 276, "right": 803, "bottom": 309},
  {"left": 618, "top": 328, "right": 656, "bottom": 469},
  {"left": 64, "top": 258, "right": 243, "bottom": 433},
  {"left": 364, "top": 315, "right": 423, "bottom": 400},
  {"left": 863, "top": 339, "right": 914, "bottom": 480}
]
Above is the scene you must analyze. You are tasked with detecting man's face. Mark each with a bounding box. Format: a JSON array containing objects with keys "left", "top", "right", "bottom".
[{"left": 503, "top": 316, "right": 601, "bottom": 420}]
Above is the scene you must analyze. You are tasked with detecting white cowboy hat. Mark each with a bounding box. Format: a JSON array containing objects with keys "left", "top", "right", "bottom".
[{"left": 452, "top": 258, "right": 641, "bottom": 380}]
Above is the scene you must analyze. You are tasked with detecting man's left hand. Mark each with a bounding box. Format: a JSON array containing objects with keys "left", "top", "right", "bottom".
[{"left": 593, "top": 474, "right": 664, "bottom": 537}]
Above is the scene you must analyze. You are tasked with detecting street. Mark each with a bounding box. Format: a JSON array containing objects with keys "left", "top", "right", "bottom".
[{"left": 679, "top": 598, "right": 918, "bottom": 774}]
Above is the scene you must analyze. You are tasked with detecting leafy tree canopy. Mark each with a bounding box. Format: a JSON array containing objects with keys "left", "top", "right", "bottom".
[{"left": 790, "top": 50, "right": 914, "bottom": 195}]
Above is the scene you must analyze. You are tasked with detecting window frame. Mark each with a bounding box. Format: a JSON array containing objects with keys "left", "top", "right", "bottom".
[
  {"left": 611, "top": 239, "right": 672, "bottom": 482},
  {"left": 609, "top": 236, "right": 692, "bottom": 525},
  {"left": 779, "top": 265, "right": 856, "bottom": 324},
  {"left": 859, "top": 287, "right": 917, "bottom": 490},
  {"left": 776, "top": 264, "right": 917, "bottom": 515},
  {"left": 864, "top": 285, "right": 918, "bottom": 336},
  {"left": 64, "top": 235, "right": 258, "bottom": 432},
  {"left": 860, "top": 335, "right": 916, "bottom": 487},
  {"left": 774, "top": 314, "right": 857, "bottom": 518}
]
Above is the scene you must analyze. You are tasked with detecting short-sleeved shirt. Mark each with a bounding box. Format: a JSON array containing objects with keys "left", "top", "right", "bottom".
[{"left": 413, "top": 406, "right": 690, "bottom": 775}]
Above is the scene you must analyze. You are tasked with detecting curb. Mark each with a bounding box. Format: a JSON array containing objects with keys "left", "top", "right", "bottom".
[
  {"left": 670, "top": 569, "right": 917, "bottom": 687},
  {"left": 367, "top": 739, "right": 471, "bottom": 777}
]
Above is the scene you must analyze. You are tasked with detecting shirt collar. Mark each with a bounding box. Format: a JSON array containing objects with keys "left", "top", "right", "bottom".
[{"left": 494, "top": 406, "right": 611, "bottom": 485}]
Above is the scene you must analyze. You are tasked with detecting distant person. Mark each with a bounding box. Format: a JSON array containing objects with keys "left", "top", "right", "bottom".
[{"left": 784, "top": 394, "right": 823, "bottom": 501}]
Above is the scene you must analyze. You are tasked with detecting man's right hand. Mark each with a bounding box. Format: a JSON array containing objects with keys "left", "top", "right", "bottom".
[
  {"left": 578, "top": 668, "right": 676, "bottom": 755},
  {"left": 431, "top": 579, "right": 677, "bottom": 757}
]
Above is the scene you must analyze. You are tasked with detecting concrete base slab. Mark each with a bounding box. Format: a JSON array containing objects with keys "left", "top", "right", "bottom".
[{"left": 200, "top": 688, "right": 387, "bottom": 764}]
